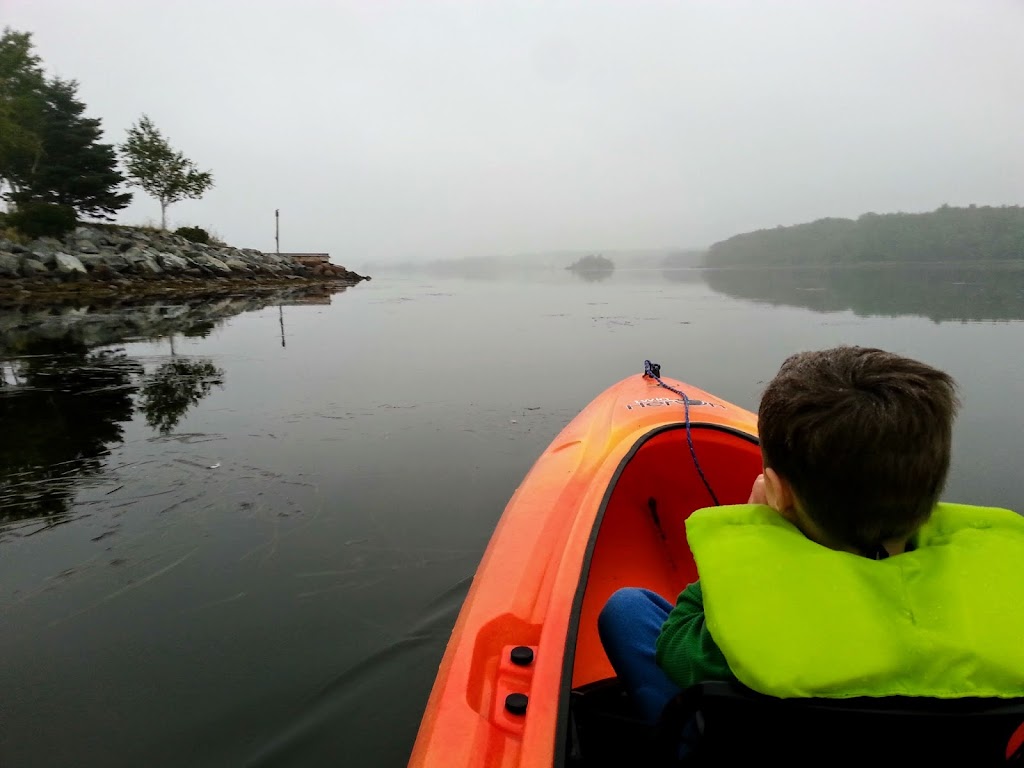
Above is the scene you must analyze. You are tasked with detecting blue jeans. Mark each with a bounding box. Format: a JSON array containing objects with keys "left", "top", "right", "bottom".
[{"left": 597, "top": 587, "right": 684, "bottom": 725}]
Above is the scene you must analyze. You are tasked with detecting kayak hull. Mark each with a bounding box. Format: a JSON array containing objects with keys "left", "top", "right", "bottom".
[{"left": 409, "top": 372, "right": 761, "bottom": 767}]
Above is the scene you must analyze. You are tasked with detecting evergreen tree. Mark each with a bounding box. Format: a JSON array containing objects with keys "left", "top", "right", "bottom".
[
  {"left": 15, "top": 78, "right": 131, "bottom": 218},
  {"left": 0, "top": 28, "right": 131, "bottom": 219},
  {"left": 0, "top": 28, "right": 46, "bottom": 201}
]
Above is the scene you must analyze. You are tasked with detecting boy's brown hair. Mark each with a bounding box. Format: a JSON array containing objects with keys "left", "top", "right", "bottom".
[{"left": 758, "top": 346, "right": 960, "bottom": 553}]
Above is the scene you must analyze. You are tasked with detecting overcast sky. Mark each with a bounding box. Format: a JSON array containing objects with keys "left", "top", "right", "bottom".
[{"left": 5, "top": 0, "right": 1023, "bottom": 264}]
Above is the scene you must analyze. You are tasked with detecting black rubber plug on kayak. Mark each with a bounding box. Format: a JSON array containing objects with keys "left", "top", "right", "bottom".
[
  {"left": 505, "top": 693, "right": 528, "bottom": 716},
  {"left": 510, "top": 646, "right": 534, "bottom": 666}
]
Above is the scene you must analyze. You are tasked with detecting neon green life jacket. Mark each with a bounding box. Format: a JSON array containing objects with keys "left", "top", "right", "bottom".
[{"left": 685, "top": 502, "right": 1024, "bottom": 699}]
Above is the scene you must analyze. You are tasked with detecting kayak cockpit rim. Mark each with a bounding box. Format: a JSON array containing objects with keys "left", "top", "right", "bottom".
[{"left": 553, "top": 422, "right": 761, "bottom": 765}]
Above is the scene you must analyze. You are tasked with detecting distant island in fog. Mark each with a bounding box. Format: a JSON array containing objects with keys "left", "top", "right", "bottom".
[
  {"left": 566, "top": 254, "right": 614, "bottom": 272},
  {"left": 369, "top": 247, "right": 706, "bottom": 276}
]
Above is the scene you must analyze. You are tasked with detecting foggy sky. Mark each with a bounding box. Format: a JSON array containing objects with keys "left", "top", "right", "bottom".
[{"left": 5, "top": 0, "right": 1024, "bottom": 266}]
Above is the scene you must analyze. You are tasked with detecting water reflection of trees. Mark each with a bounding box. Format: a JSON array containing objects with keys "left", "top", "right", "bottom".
[
  {"left": 1, "top": 348, "right": 223, "bottom": 524},
  {"left": 703, "top": 265, "right": 1024, "bottom": 322},
  {"left": 569, "top": 266, "right": 614, "bottom": 283},
  {"left": 0, "top": 285, "right": 351, "bottom": 526},
  {"left": 0, "top": 340, "right": 141, "bottom": 523},
  {"left": 140, "top": 359, "right": 224, "bottom": 435}
]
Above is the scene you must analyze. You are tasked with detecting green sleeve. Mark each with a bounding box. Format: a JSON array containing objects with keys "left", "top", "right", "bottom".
[{"left": 655, "top": 581, "right": 735, "bottom": 690}]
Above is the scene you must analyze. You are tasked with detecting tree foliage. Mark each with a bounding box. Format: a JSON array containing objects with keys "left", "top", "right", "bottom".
[
  {"left": 24, "top": 77, "right": 131, "bottom": 218},
  {"left": 121, "top": 115, "right": 213, "bottom": 229},
  {"left": 705, "top": 205, "right": 1024, "bottom": 267},
  {"left": 0, "top": 28, "right": 131, "bottom": 220},
  {"left": 0, "top": 29, "right": 45, "bottom": 197}
]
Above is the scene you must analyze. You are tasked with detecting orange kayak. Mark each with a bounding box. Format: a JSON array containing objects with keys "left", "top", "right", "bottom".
[{"left": 408, "top": 367, "right": 762, "bottom": 767}]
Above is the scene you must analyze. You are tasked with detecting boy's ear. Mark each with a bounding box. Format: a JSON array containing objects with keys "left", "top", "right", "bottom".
[{"left": 763, "top": 467, "right": 796, "bottom": 518}]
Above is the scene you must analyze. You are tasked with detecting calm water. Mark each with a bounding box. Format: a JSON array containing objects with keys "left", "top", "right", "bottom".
[{"left": 2, "top": 265, "right": 1023, "bottom": 766}]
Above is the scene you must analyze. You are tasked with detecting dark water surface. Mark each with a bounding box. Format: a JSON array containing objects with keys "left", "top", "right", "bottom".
[{"left": 2, "top": 266, "right": 1023, "bottom": 766}]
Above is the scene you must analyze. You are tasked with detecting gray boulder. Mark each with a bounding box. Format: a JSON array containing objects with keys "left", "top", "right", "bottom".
[
  {"left": 28, "top": 237, "right": 62, "bottom": 255},
  {"left": 77, "top": 254, "right": 108, "bottom": 271},
  {"left": 197, "top": 254, "right": 231, "bottom": 274},
  {"left": 102, "top": 252, "right": 130, "bottom": 271},
  {"left": 224, "top": 258, "right": 250, "bottom": 272},
  {"left": 159, "top": 252, "right": 190, "bottom": 271},
  {"left": 0, "top": 253, "right": 22, "bottom": 277},
  {"left": 125, "top": 246, "right": 162, "bottom": 269},
  {"left": 74, "top": 226, "right": 101, "bottom": 240},
  {"left": 135, "top": 255, "right": 164, "bottom": 274},
  {"left": 77, "top": 240, "right": 100, "bottom": 254},
  {"left": 21, "top": 259, "right": 50, "bottom": 276},
  {"left": 30, "top": 250, "right": 56, "bottom": 266},
  {"left": 54, "top": 253, "right": 87, "bottom": 274}
]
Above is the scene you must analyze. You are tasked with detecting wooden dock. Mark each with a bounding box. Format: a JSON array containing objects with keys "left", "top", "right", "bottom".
[{"left": 273, "top": 252, "right": 331, "bottom": 266}]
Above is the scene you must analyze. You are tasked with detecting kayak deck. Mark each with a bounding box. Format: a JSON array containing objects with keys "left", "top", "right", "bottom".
[{"left": 409, "top": 372, "right": 761, "bottom": 767}]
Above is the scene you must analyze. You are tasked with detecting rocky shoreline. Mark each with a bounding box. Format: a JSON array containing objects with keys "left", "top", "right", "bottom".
[{"left": 0, "top": 224, "right": 368, "bottom": 306}]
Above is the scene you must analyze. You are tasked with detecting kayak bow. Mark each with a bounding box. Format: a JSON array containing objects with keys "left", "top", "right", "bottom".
[{"left": 409, "top": 369, "right": 762, "bottom": 767}]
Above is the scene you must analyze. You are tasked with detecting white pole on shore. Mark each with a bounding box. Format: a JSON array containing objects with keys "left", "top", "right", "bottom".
[{"left": 275, "top": 208, "right": 284, "bottom": 347}]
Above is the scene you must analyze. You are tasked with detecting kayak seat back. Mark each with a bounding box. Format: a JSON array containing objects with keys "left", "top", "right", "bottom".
[
  {"left": 574, "top": 425, "right": 763, "bottom": 689},
  {"left": 660, "top": 681, "right": 1024, "bottom": 765}
]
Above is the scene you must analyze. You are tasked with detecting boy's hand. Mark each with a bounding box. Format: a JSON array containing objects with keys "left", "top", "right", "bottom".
[{"left": 747, "top": 474, "right": 767, "bottom": 505}]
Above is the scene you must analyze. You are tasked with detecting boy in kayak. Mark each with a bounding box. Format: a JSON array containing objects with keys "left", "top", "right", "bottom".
[{"left": 599, "top": 345, "right": 1024, "bottom": 725}]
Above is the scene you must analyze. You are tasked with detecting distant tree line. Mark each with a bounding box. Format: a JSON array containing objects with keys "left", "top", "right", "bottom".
[{"left": 705, "top": 205, "right": 1024, "bottom": 267}]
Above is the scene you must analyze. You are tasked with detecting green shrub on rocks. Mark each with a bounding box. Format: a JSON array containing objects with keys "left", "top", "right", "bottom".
[
  {"left": 8, "top": 203, "right": 78, "bottom": 239},
  {"left": 175, "top": 225, "right": 211, "bottom": 244},
  {"left": 2, "top": 227, "right": 31, "bottom": 246},
  {"left": 2, "top": 211, "right": 31, "bottom": 244}
]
